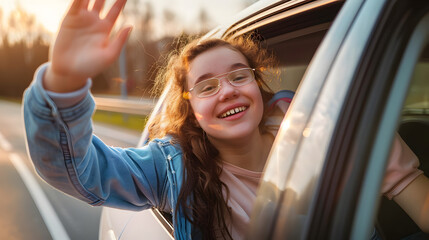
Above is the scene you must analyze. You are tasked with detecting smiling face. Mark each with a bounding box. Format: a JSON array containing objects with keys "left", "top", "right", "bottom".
[{"left": 187, "top": 46, "right": 265, "bottom": 141}]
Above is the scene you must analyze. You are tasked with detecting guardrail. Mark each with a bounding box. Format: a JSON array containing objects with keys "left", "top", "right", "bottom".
[{"left": 93, "top": 96, "right": 157, "bottom": 116}]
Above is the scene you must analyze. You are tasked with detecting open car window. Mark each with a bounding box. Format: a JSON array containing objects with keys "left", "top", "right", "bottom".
[
  {"left": 266, "top": 24, "right": 330, "bottom": 93},
  {"left": 378, "top": 42, "right": 429, "bottom": 239},
  {"left": 138, "top": 1, "right": 344, "bottom": 237}
]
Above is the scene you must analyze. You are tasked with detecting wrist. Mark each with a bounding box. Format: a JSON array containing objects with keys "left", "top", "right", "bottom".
[{"left": 43, "top": 64, "right": 87, "bottom": 93}]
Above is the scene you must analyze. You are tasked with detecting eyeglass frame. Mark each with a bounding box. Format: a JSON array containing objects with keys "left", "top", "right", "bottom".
[{"left": 187, "top": 67, "right": 257, "bottom": 98}]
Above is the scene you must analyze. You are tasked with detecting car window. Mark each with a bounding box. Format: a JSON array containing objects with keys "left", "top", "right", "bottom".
[
  {"left": 404, "top": 46, "right": 429, "bottom": 110},
  {"left": 249, "top": 1, "right": 429, "bottom": 239},
  {"left": 377, "top": 42, "right": 429, "bottom": 239},
  {"left": 267, "top": 28, "right": 329, "bottom": 92},
  {"left": 352, "top": 10, "right": 429, "bottom": 238}
]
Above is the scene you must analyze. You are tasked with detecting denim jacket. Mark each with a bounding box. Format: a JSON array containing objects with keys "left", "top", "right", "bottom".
[{"left": 23, "top": 66, "right": 193, "bottom": 240}]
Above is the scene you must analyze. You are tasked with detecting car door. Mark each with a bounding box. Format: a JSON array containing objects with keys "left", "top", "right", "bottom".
[{"left": 248, "top": 0, "right": 429, "bottom": 239}]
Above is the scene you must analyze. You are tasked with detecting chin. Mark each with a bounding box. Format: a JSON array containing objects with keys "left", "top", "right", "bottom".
[{"left": 208, "top": 125, "right": 259, "bottom": 141}]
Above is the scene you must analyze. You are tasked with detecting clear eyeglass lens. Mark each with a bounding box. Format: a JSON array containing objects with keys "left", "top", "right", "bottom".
[
  {"left": 227, "top": 69, "right": 254, "bottom": 86},
  {"left": 194, "top": 78, "right": 220, "bottom": 97},
  {"left": 193, "top": 68, "right": 254, "bottom": 97}
]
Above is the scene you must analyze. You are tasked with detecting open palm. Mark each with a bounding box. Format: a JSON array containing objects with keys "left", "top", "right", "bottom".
[{"left": 47, "top": 0, "right": 131, "bottom": 92}]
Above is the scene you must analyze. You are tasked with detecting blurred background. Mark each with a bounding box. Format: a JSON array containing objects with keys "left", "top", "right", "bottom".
[
  {"left": 0, "top": 1, "right": 257, "bottom": 239},
  {"left": 0, "top": 0, "right": 257, "bottom": 101},
  {"left": 0, "top": 0, "right": 258, "bottom": 131}
]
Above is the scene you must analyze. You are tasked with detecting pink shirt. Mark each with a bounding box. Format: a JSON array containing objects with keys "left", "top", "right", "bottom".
[
  {"left": 218, "top": 100, "right": 289, "bottom": 239},
  {"left": 383, "top": 133, "right": 423, "bottom": 199},
  {"left": 220, "top": 162, "right": 262, "bottom": 240}
]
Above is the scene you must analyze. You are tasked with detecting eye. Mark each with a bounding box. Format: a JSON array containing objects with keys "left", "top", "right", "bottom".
[
  {"left": 231, "top": 75, "right": 248, "bottom": 83},
  {"left": 195, "top": 79, "right": 219, "bottom": 95},
  {"left": 230, "top": 70, "right": 251, "bottom": 84},
  {"left": 200, "top": 85, "right": 217, "bottom": 93}
]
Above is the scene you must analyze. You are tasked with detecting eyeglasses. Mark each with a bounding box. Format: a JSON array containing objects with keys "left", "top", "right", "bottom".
[{"left": 188, "top": 68, "right": 256, "bottom": 98}]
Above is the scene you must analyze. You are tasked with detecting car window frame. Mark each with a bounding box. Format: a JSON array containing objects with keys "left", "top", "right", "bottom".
[
  {"left": 350, "top": 11, "right": 429, "bottom": 239},
  {"left": 247, "top": 0, "right": 371, "bottom": 238},
  {"left": 249, "top": 0, "right": 429, "bottom": 239}
]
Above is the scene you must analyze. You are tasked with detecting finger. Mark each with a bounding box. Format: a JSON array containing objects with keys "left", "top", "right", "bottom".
[
  {"left": 105, "top": 0, "right": 127, "bottom": 25},
  {"left": 82, "top": 0, "right": 90, "bottom": 9},
  {"left": 104, "top": 26, "right": 132, "bottom": 63},
  {"left": 92, "top": 0, "right": 106, "bottom": 13},
  {"left": 67, "top": 0, "right": 83, "bottom": 15}
]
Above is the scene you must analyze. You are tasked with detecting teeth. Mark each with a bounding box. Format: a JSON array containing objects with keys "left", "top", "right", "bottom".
[{"left": 221, "top": 106, "right": 247, "bottom": 118}]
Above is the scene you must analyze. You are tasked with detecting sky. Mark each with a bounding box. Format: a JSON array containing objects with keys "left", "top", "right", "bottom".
[
  {"left": 0, "top": 0, "right": 251, "bottom": 39},
  {"left": 0, "top": 0, "right": 68, "bottom": 33}
]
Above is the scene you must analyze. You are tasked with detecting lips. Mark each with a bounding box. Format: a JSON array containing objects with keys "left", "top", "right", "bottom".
[{"left": 219, "top": 106, "right": 248, "bottom": 118}]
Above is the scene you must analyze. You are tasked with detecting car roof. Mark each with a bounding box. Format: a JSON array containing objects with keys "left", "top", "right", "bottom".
[{"left": 205, "top": 0, "right": 337, "bottom": 39}]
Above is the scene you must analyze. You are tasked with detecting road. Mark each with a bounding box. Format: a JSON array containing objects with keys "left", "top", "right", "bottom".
[{"left": 0, "top": 99, "right": 141, "bottom": 240}]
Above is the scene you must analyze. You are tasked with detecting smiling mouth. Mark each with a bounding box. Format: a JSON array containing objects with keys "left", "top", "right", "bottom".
[{"left": 220, "top": 106, "right": 247, "bottom": 118}]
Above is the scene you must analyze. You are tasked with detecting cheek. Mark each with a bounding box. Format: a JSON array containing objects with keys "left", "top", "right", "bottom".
[
  {"left": 189, "top": 99, "right": 213, "bottom": 124},
  {"left": 248, "top": 82, "right": 264, "bottom": 103},
  {"left": 256, "top": 94, "right": 265, "bottom": 121},
  {"left": 249, "top": 86, "right": 265, "bottom": 120}
]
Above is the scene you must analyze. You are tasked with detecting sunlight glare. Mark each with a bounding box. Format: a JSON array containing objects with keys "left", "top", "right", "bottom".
[
  {"left": 0, "top": 0, "right": 68, "bottom": 35},
  {"left": 194, "top": 113, "right": 203, "bottom": 121},
  {"left": 0, "top": 0, "right": 247, "bottom": 40},
  {"left": 208, "top": 124, "right": 223, "bottom": 130}
]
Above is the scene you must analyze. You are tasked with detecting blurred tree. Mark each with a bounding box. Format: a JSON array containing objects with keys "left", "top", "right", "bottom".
[
  {"left": 7, "top": 5, "right": 39, "bottom": 46},
  {"left": 0, "top": 5, "right": 49, "bottom": 99},
  {"left": 140, "top": 2, "right": 154, "bottom": 40},
  {"left": 0, "top": 36, "right": 49, "bottom": 98},
  {"left": 163, "top": 8, "right": 176, "bottom": 36},
  {"left": 198, "top": 8, "right": 210, "bottom": 34},
  {"left": 0, "top": 8, "right": 4, "bottom": 46},
  {"left": 97, "top": 0, "right": 161, "bottom": 97},
  {"left": 0, "top": 5, "right": 49, "bottom": 98}
]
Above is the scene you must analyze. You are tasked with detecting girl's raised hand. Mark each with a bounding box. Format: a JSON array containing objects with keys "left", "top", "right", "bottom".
[{"left": 44, "top": 0, "right": 132, "bottom": 93}]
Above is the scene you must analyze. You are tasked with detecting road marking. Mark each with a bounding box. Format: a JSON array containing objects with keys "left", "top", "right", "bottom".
[
  {"left": 0, "top": 132, "right": 12, "bottom": 151},
  {"left": 9, "top": 153, "right": 71, "bottom": 240}
]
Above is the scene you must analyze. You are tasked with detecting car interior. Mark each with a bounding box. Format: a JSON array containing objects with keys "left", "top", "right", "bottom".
[
  {"left": 262, "top": 7, "right": 429, "bottom": 239},
  {"left": 241, "top": 5, "right": 429, "bottom": 238},
  {"left": 377, "top": 44, "right": 429, "bottom": 239}
]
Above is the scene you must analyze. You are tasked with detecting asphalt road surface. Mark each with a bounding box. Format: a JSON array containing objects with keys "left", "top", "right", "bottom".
[{"left": 0, "top": 99, "right": 141, "bottom": 240}]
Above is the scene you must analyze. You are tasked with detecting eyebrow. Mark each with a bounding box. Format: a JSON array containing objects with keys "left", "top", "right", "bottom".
[{"left": 194, "top": 63, "right": 250, "bottom": 85}]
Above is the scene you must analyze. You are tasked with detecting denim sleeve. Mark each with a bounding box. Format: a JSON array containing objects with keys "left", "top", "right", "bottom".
[{"left": 22, "top": 65, "right": 168, "bottom": 211}]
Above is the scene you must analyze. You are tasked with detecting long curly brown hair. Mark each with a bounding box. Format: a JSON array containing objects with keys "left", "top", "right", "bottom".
[{"left": 148, "top": 35, "right": 277, "bottom": 239}]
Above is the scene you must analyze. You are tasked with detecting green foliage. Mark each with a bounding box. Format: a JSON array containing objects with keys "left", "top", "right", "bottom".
[{"left": 92, "top": 110, "right": 147, "bottom": 132}]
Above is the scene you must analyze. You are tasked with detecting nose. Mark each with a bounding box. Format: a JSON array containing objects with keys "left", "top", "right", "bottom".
[{"left": 218, "top": 77, "right": 239, "bottom": 101}]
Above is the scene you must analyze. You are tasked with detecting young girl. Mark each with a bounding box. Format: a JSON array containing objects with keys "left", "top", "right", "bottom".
[{"left": 23, "top": 0, "right": 428, "bottom": 239}]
